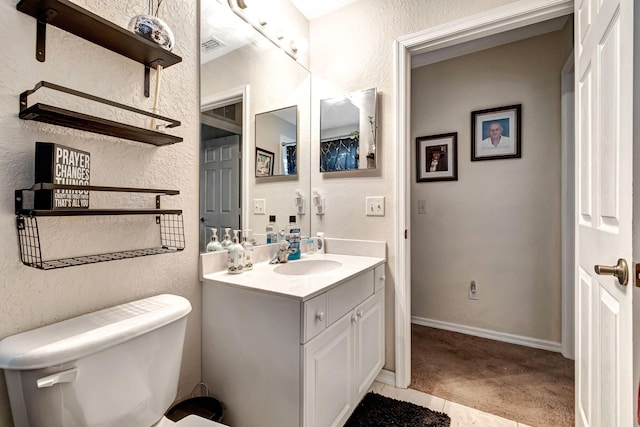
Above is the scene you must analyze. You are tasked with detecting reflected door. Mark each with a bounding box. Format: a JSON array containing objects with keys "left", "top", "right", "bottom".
[{"left": 200, "top": 135, "right": 241, "bottom": 251}]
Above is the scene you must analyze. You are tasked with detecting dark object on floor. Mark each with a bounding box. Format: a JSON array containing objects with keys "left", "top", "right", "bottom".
[
  {"left": 165, "top": 395, "right": 224, "bottom": 423},
  {"left": 344, "top": 392, "right": 450, "bottom": 427}
]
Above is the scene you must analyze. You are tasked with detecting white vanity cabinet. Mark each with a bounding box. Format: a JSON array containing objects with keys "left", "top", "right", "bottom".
[
  {"left": 303, "top": 288, "right": 384, "bottom": 427},
  {"left": 202, "top": 261, "right": 385, "bottom": 427}
]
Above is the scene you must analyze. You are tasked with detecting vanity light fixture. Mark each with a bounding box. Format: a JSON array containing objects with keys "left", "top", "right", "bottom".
[{"left": 227, "top": 0, "right": 300, "bottom": 60}]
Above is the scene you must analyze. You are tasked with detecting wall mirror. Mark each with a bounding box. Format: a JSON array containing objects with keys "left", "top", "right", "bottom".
[
  {"left": 320, "top": 88, "right": 377, "bottom": 172},
  {"left": 255, "top": 106, "right": 298, "bottom": 177},
  {"left": 200, "top": 0, "right": 311, "bottom": 250}
]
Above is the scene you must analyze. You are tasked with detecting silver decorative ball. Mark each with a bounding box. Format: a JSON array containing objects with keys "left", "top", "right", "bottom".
[{"left": 128, "top": 15, "right": 175, "bottom": 51}]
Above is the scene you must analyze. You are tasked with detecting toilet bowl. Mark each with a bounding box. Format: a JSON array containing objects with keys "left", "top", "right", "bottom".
[{"left": 0, "top": 294, "right": 226, "bottom": 427}]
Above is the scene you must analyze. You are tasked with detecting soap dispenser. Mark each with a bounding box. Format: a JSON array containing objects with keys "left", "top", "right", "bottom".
[
  {"left": 241, "top": 229, "right": 254, "bottom": 271},
  {"left": 286, "top": 216, "right": 301, "bottom": 260},
  {"left": 227, "top": 229, "right": 245, "bottom": 274},
  {"left": 206, "top": 228, "right": 223, "bottom": 252},
  {"left": 221, "top": 227, "right": 232, "bottom": 249}
]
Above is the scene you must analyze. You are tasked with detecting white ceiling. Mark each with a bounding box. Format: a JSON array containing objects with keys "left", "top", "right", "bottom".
[{"left": 290, "top": 0, "right": 360, "bottom": 20}]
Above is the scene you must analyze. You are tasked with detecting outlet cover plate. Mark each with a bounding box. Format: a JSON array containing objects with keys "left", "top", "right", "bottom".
[{"left": 366, "top": 196, "right": 385, "bottom": 216}]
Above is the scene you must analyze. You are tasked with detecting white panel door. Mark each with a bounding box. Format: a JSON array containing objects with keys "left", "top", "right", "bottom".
[
  {"left": 575, "top": 0, "right": 634, "bottom": 425},
  {"left": 199, "top": 135, "right": 241, "bottom": 250}
]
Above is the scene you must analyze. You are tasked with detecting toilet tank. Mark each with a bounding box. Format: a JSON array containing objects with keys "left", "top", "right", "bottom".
[{"left": 0, "top": 294, "right": 192, "bottom": 427}]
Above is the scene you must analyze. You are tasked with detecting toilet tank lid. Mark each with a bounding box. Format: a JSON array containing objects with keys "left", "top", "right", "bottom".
[{"left": 0, "top": 294, "right": 192, "bottom": 370}]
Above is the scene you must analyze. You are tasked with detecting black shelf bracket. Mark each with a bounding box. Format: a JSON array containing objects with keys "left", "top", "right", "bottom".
[{"left": 36, "top": 9, "right": 57, "bottom": 62}]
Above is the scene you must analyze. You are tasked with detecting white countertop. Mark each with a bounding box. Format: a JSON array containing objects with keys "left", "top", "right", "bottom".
[{"left": 201, "top": 253, "right": 385, "bottom": 301}]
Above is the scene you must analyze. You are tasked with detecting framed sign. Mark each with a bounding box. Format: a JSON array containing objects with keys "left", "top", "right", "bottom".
[
  {"left": 255, "top": 147, "right": 274, "bottom": 177},
  {"left": 471, "top": 104, "right": 521, "bottom": 161},
  {"left": 416, "top": 132, "right": 458, "bottom": 182}
]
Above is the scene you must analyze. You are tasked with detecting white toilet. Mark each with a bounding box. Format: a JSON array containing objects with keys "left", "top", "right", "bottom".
[{"left": 0, "top": 294, "right": 225, "bottom": 427}]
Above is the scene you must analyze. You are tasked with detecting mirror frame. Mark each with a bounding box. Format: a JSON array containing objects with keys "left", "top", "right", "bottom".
[{"left": 319, "top": 87, "right": 378, "bottom": 172}]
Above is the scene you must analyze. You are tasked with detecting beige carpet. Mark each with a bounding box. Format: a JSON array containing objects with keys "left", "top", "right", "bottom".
[{"left": 411, "top": 325, "right": 574, "bottom": 427}]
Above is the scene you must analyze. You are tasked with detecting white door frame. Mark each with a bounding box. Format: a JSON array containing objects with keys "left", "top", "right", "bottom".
[
  {"left": 201, "top": 85, "right": 251, "bottom": 232},
  {"left": 393, "top": 0, "right": 575, "bottom": 388}
]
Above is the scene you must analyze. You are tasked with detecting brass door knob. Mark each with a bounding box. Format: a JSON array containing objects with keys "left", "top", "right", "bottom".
[{"left": 594, "top": 258, "right": 629, "bottom": 286}]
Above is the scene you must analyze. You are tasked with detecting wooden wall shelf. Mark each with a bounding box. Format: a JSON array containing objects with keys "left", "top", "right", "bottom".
[{"left": 17, "top": 0, "right": 182, "bottom": 96}]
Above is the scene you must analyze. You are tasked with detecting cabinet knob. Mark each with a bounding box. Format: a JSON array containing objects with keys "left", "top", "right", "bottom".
[
  {"left": 379, "top": 276, "right": 385, "bottom": 281},
  {"left": 316, "top": 312, "right": 325, "bottom": 321},
  {"left": 351, "top": 313, "right": 359, "bottom": 323},
  {"left": 357, "top": 310, "right": 363, "bottom": 318}
]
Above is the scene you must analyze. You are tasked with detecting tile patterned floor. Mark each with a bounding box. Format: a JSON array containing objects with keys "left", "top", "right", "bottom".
[{"left": 370, "top": 381, "right": 533, "bottom": 427}]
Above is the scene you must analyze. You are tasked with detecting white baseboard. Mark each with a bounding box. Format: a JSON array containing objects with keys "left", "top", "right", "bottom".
[
  {"left": 375, "top": 369, "right": 396, "bottom": 386},
  {"left": 411, "top": 316, "right": 563, "bottom": 353}
]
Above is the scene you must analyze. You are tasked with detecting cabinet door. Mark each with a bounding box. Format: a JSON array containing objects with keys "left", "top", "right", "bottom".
[
  {"left": 353, "top": 291, "right": 385, "bottom": 401},
  {"left": 303, "top": 313, "right": 353, "bottom": 427}
]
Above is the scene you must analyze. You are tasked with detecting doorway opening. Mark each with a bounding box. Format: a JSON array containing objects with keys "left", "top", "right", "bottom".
[{"left": 393, "top": 0, "right": 575, "bottom": 402}]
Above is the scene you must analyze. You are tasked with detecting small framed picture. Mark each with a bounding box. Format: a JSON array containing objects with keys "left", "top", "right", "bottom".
[
  {"left": 471, "top": 104, "right": 521, "bottom": 161},
  {"left": 416, "top": 132, "right": 458, "bottom": 182},
  {"left": 255, "top": 147, "right": 274, "bottom": 177}
]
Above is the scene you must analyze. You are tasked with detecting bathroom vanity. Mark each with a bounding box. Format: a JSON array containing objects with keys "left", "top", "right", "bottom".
[{"left": 201, "top": 251, "right": 385, "bottom": 427}]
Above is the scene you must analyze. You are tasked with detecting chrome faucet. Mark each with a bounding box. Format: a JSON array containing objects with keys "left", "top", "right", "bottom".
[{"left": 270, "top": 240, "right": 295, "bottom": 264}]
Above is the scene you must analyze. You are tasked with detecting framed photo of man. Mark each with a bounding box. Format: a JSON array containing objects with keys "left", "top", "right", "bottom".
[
  {"left": 471, "top": 104, "right": 521, "bottom": 161},
  {"left": 416, "top": 132, "right": 458, "bottom": 182}
]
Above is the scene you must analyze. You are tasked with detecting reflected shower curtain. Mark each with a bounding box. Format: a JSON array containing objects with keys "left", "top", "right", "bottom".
[
  {"left": 285, "top": 144, "right": 297, "bottom": 174},
  {"left": 320, "top": 136, "right": 359, "bottom": 172}
]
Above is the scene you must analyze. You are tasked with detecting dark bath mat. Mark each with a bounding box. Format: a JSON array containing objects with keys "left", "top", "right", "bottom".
[{"left": 344, "top": 392, "right": 451, "bottom": 427}]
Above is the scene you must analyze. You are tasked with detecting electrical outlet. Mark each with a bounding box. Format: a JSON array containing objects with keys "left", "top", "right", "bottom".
[
  {"left": 365, "top": 196, "right": 385, "bottom": 216},
  {"left": 469, "top": 281, "right": 478, "bottom": 300},
  {"left": 253, "top": 199, "right": 266, "bottom": 215},
  {"left": 418, "top": 200, "right": 427, "bottom": 214}
]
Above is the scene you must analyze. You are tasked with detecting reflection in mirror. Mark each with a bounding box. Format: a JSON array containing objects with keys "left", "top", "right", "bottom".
[
  {"left": 200, "top": 0, "right": 311, "bottom": 250},
  {"left": 320, "top": 88, "right": 377, "bottom": 172},
  {"left": 255, "top": 106, "right": 298, "bottom": 177}
]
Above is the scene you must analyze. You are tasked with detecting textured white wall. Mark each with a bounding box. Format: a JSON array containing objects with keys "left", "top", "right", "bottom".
[
  {"left": 410, "top": 27, "right": 573, "bottom": 342},
  {"left": 309, "top": 0, "right": 519, "bottom": 371},
  {"left": 0, "top": 1, "right": 199, "bottom": 425}
]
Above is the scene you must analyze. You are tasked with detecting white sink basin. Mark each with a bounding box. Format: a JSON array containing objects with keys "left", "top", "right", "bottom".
[{"left": 274, "top": 259, "right": 342, "bottom": 276}]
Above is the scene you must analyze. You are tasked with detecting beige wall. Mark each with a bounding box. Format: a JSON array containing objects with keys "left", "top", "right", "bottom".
[
  {"left": 309, "top": 0, "right": 520, "bottom": 371},
  {"left": 0, "top": 1, "right": 199, "bottom": 425},
  {"left": 410, "top": 25, "right": 573, "bottom": 342}
]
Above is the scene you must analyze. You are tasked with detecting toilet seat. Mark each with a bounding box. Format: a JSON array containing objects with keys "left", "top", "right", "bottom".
[{"left": 174, "top": 415, "right": 226, "bottom": 426}]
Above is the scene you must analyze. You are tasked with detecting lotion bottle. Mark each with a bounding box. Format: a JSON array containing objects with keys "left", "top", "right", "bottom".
[
  {"left": 316, "top": 232, "right": 325, "bottom": 254},
  {"left": 286, "top": 216, "right": 301, "bottom": 260},
  {"left": 227, "top": 229, "right": 244, "bottom": 274},
  {"left": 206, "top": 228, "right": 223, "bottom": 252},
  {"left": 221, "top": 227, "right": 232, "bottom": 249},
  {"left": 241, "top": 229, "right": 254, "bottom": 270}
]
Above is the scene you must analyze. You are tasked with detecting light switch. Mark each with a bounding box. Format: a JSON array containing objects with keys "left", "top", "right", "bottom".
[
  {"left": 365, "top": 196, "right": 385, "bottom": 216},
  {"left": 418, "top": 200, "right": 427, "bottom": 214},
  {"left": 253, "top": 199, "right": 266, "bottom": 215}
]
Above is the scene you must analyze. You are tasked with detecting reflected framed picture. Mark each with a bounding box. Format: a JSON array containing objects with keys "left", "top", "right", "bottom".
[
  {"left": 416, "top": 132, "right": 458, "bottom": 182},
  {"left": 255, "top": 147, "right": 274, "bottom": 177},
  {"left": 471, "top": 104, "right": 521, "bottom": 161}
]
